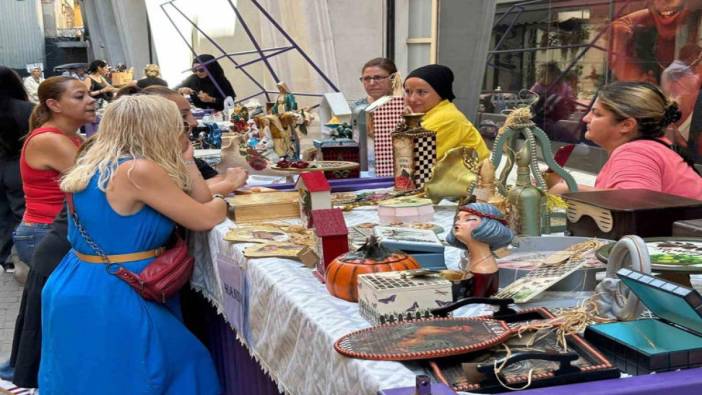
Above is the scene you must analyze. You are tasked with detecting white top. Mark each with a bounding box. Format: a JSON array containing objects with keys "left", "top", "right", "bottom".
[{"left": 23, "top": 76, "right": 42, "bottom": 104}]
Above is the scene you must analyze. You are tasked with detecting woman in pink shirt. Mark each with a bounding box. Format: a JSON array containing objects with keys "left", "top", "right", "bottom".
[{"left": 550, "top": 81, "right": 702, "bottom": 200}]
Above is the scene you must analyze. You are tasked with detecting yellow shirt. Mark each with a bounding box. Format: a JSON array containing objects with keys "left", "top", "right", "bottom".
[{"left": 421, "top": 100, "right": 489, "bottom": 161}]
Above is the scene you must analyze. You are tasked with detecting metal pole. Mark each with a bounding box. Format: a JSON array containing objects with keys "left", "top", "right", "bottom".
[
  {"left": 234, "top": 47, "right": 294, "bottom": 70},
  {"left": 160, "top": 3, "right": 227, "bottom": 100},
  {"left": 248, "top": 0, "right": 339, "bottom": 92},
  {"left": 263, "top": 91, "right": 323, "bottom": 97},
  {"left": 166, "top": 2, "right": 270, "bottom": 101},
  {"left": 179, "top": 46, "right": 294, "bottom": 72},
  {"left": 225, "top": 0, "right": 280, "bottom": 83}
]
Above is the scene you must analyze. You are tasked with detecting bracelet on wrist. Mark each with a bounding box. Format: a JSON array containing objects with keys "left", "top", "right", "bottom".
[{"left": 213, "top": 194, "right": 231, "bottom": 209}]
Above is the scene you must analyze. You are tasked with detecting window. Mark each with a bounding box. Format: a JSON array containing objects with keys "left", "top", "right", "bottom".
[{"left": 406, "top": 0, "right": 437, "bottom": 71}]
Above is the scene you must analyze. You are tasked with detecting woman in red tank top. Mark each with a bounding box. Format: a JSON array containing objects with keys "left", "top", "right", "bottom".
[{"left": 12, "top": 77, "right": 95, "bottom": 266}]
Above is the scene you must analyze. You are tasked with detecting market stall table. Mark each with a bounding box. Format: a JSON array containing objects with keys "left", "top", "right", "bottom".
[
  {"left": 189, "top": 203, "right": 461, "bottom": 395},
  {"left": 187, "top": 191, "right": 702, "bottom": 395}
]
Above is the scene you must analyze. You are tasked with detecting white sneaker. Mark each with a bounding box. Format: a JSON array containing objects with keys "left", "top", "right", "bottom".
[{"left": 0, "top": 377, "right": 36, "bottom": 394}]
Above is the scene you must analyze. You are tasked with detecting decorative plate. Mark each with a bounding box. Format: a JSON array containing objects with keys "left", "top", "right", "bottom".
[
  {"left": 271, "top": 160, "right": 359, "bottom": 172},
  {"left": 596, "top": 237, "right": 702, "bottom": 272},
  {"left": 334, "top": 317, "right": 511, "bottom": 361}
]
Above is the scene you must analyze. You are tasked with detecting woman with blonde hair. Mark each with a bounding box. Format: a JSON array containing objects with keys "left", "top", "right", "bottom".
[
  {"left": 39, "top": 95, "right": 222, "bottom": 394},
  {"left": 549, "top": 81, "right": 702, "bottom": 200},
  {"left": 136, "top": 63, "right": 168, "bottom": 89}
]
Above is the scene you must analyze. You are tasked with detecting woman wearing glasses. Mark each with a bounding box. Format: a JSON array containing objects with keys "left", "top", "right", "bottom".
[
  {"left": 177, "top": 54, "right": 236, "bottom": 111},
  {"left": 354, "top": 58, "right": 398, "bottom": 171},
  {"left": 357, "top": 57, "right": 397, "bottom": 106},
  {"left": 404, "top": 64, "right": 489, "bottom": 161}
]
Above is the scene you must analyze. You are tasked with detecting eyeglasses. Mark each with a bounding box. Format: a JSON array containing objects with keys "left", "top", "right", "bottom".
[
  {"left": 193, "top": 67, "right": 207, "bottom": 73},
  {"left": 360, "top": 75, "right": 391, "bottom": 83}
]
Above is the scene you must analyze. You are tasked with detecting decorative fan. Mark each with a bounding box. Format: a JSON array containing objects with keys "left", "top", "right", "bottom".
[{"left": 334, "top": 317, "right": 511, "bottom": 361}]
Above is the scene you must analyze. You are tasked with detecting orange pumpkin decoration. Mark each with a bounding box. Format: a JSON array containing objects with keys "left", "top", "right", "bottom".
[{"left": 325, "top": 235, "right": 421, "bottom": 302}]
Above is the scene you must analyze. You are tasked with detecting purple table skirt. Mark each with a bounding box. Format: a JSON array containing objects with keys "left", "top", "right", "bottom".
[
  {"left": 504, "top": 368, "right": 702, "bottom": 395},
  {"left": 266, "top": 176, "right": 394, "bottom": 192},
  {"left": 183, "top": 288, "right": 281, "bottom": 395}
]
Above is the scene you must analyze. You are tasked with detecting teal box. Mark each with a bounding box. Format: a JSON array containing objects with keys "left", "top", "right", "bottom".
[
  {"left": 585, "top": 268, "right": 702, "bottom": 375},
  {"left": 406, "top": 251, "right": 446, "bottom": 271}
]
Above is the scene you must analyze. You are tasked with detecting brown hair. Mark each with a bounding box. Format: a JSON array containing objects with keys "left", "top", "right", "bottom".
[
  {"left": 29, "top": 76, "right": 75, "bottom": 130},
  {"left": 362, "top": 57, "right": 397, "bottom": 75},
  {"left": 536, "top": 62, "right": 562, "bottom": 86},
  {"left": 141, "top": 85, "right": 178, "bottom": 97},
  {"left": 598, "top": 81, "right": 681, "bottom": 138},
  {"left": 114, "top": 85, "right": 142, "bottom": 99}
]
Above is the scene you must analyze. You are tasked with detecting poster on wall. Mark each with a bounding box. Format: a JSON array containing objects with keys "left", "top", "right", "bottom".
[
  {"left": 483, "top": 0, "right": 702, "bottom": 163},
  {"left": 610, "top": 0, "right": 702, "bottom": 161}
]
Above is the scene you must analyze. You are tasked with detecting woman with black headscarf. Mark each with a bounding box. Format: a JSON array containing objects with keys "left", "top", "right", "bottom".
[
  {"left": 177, "top": 54, "right": 236, "bottom": 111},
  {"left": 404, "top": 64, "right": 489, "bottom": 160}
]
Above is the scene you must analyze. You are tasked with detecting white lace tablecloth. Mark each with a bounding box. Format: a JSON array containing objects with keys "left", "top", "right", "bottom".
[{"left": 190, "top": 201, "right": 465, "bottom": 395}]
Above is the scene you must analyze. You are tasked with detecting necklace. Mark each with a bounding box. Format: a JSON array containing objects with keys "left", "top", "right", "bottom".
[{"left": 466, "top": 253, "right": 494, "bottom": 270}]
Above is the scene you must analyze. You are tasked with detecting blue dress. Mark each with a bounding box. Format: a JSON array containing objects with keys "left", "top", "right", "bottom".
[{"left": 39, "top": 171, "right": 220, "bottom": 395}]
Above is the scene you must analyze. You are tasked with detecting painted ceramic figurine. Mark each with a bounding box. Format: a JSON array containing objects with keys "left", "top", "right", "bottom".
[
  {"left": 491, "top": 106, "right": 577, "bottom": 235},
  {"left": 506, "top": 144, "right": 543, "bottom": 236},
  {"left": 254, "top": 115, "right": 278, "bottom": 161},
  {"left": 446, "top": 202, "right": 513, "bottom": 297},
  {"left": 475, "top": 158, "right": 509, "bottom": 215},
  {"left": 272, "top": 81, "right": 298, "bottom": 115}
]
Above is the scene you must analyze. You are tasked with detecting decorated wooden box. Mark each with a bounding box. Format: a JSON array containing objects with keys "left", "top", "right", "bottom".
[
  {"left": 377, "top": 196, "right": 435, "bottom": 224},
  {"left": 562, "top": 189, "right": 702, "bottom": 239},
  {"left": 295, "top": 172, "right": 332, "bottom": 228},
  {"left": 585, "top": 268, "right": 702, "bottom": 375},
  {"left": 366, "top": 96, "right": 406, "bottom": 176},
  {"left": 311, "top": 208, "right": 348, "bottom": 283},
  {"left": 226, "top": 192, "right": 299, "bottom": 223},
  {"left": 392, "top": 114, "right": 437, "bottom": 191},
  {"left": 358, "top": 270, "right": 452, "bottom": 325},
  {"left": 313, "top": 138, "right": 360, "bottom": 179},
  {"left": 374, "top": 226, "right": 446, "bottom": 270}
]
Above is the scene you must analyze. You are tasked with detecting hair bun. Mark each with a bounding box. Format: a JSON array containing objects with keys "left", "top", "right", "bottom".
[{"left": 661, "top": 102, "right": 682, "bottom": 127}]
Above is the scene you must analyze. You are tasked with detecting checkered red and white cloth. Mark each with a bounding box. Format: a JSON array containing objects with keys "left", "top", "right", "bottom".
[{"left": 368, "top": 97, "right": 405, "bottom": 176}]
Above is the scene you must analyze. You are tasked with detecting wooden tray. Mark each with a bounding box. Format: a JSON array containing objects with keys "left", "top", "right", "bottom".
[{"left": 271, "top": 160, "right": 359, "bottom": 173}]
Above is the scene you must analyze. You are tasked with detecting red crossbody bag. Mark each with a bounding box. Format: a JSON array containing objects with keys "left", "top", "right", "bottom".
[{"left": 66, "top": 193, "right": 194, "bottom": 303}]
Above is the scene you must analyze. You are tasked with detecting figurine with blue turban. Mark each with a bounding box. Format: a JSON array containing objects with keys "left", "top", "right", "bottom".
[{"left": 446, "top": 202, "right": 513, "bottom": 297}]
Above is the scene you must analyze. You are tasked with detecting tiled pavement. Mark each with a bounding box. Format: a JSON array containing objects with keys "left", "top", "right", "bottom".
[{"left": 0, "top": 269, "right": 21, "bottom": 361}]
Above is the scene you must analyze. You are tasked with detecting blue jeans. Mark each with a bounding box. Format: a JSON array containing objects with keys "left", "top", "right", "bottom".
[{"left": 12, "top": 221, "right": 51, "bottom": 266}]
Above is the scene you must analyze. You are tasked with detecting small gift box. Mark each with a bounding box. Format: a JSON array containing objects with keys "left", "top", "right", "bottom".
[
  {"left": 378, "top": 196, "right": 435, "bottom": 224},
  {"left": 313, "top": 138, "right": 360, "bottom": 179},
  {"left": 374, "top": 226, "right": 446, "bottom": 270},
  {"left": 358, "top": 269, "right": 453, "bottom": 325}
]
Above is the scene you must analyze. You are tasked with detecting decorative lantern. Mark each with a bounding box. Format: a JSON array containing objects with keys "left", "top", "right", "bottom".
[{"left": 392, "top": 113, "right": 436, "bottom": 191}]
